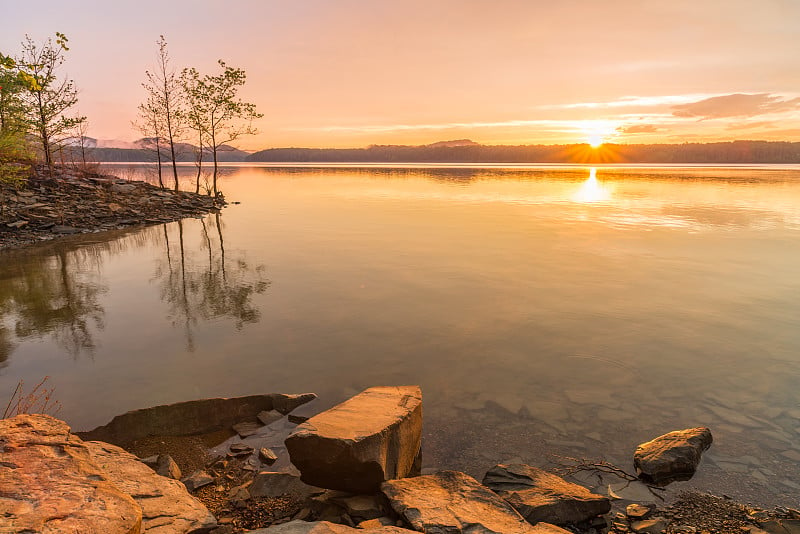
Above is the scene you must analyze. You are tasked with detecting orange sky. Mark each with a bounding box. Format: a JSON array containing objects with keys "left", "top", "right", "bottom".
[{"left": 2, "top": 0, "right": 799, "bottom": 149}]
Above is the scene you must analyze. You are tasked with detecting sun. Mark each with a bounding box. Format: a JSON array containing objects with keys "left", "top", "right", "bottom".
[
  {"left": 587, "top": 133, "right": 605, "bottom": 148},
  {"left": 579, "top": 120, "right": 618, "bottom": 148}
]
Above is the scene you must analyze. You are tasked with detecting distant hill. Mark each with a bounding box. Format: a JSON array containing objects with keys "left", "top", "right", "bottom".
[
  {"left": 246, "top": 140, "right": 800, "bottom": 164},
  {"left": 80, "top": 138, "right": 250, "bottom": 162},
  {"left": 424, "top": 139, "right": 480, "bottom": 148}
]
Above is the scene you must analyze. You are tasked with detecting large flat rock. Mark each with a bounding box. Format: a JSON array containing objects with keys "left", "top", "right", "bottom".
[
  {"left": 381, "top": 470, "right": 571, "bottom": 533},
  {"left": 482, "top": 463, "right": 610, "bottom": 526},
  {"left": 286, "top": 386, "right": 422, "bottom": 493},
  {"left": 0, "top": 414, "right": 142, "bottom": 534},
  {"left": 78, "top": 393, "right": 317, "bottom": 445},
  {"left": 248, "top": 520, "right": 414, "bottom": 533},
  {"left": 84, "top": 440, "right": 217, "bottom": 533},
  {"left": 0, "top": 414, "right": 216, "bottom": 534},
  {"left": 634, "top": 427, "right": 713, "bottom": 484}
]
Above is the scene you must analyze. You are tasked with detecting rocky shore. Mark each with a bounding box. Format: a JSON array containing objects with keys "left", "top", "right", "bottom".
[
  {"left": 1, "top": 387, "right": 798, "bottom": 534},
  {"left": 0, "top": 165, "right": 223, "bottom": 251}
]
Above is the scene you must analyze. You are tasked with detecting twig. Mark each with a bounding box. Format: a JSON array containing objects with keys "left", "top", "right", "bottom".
[
  {"left": 2, "top": 377, "right": 63, "bottom": 419},
  {"left": 2, "top": 381, "right": 23, "bottom": 419},
  {"left": 552, "top": 454, "right": 666, "bottom": 501}
]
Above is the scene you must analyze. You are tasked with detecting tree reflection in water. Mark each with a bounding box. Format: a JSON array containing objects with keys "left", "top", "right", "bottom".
[
  {"left": 0, "top": 213, "right": 269, "bottom": 364},
  {"left": 0, "top": 232, "right": 143, "bottom": 364},
  {"left": 155, "top": 213, "right": 269, "bottom": 351}
]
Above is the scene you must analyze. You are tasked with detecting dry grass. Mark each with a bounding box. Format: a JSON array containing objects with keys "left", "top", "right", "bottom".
[{"left": 2, "top": 376, "right": 63, "bottom": 419}]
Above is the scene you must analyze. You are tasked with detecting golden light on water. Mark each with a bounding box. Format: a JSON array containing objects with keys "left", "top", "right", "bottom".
[{"left": 572, "top": 167, "right": 612, "bottom": 203}]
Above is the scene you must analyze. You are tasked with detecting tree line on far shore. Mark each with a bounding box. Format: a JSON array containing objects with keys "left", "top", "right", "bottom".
[
  {"left": 246, "top": 140, "right": 800, "bottom": 164},
  {"left": 0, "top": 33, "right": 261, "bottom": 196}
]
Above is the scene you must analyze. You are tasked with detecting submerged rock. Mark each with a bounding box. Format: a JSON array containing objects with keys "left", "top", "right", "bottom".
[
  {"left": 482, "top": 463, "right": 611, "bottom": 526},
  {"left": 381, "top": 470, "right": 570, "bottom": 533},
  {"left": 182, "top": 470, "right": 215, "bottom": 492},
  {"left": 78, "top": 393, "right": 317, "bottom": 446},
  {"left": 232, "top": 421, "right": 262, "bottom": 438},
  {"left": 249, "top": 471, "right": 323, "bottom": 499},
  {"left": 271, "top": 393, "right": 319, "bottom": 415},
  {"left": 286, "top": 386, "right": 422, "bottom": 493},
  {"left": 634, "top": 427, "right": 713, "bottom": 484},
  {"left": 258, "top": 410, "right": 285, "bottom": 426}
]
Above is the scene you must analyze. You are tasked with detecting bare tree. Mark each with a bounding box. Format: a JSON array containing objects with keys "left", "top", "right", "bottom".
[
  {"left": 180, "top": 67, "right": 207, "bottom": 194},
  {"left": 71, "top": 116, "right": 95, "bottom": 171},
  {"left": 181, "top": 61, "right": 261, "bottom": 197},
  {"left": 141, "top": 35, "right": 183, "bottom": 191},
  {"left": 133, "top": 94, "right": 166, "bottom": 188}
]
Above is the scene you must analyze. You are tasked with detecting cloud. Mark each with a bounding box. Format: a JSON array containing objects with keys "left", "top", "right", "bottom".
[
  {"left": 542, "top": 94, "right": 712, "bottom": 110},
  {"left": 726, "top": 121, "right": 776, "bottom": 130},
  {"left": 672, "top": 93, "right": 800, "bottom": 119},
  {"left": 618, "top": 124, "right": 662, "bottom": 134},
  {"left": 295, "top": 118, "right": 621, "bottom": 135}
]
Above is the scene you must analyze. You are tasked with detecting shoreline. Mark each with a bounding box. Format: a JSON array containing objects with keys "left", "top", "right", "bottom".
[
  {"left": 4, "top": 393, "right": 798, "bottom": 534},
  {"left": 0, "top": 165, "right": 224, "bottom": 252}
]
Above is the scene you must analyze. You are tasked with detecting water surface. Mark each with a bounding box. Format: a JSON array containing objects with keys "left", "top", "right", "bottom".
[{"left": 2, "top": 164, "right": 799, "bottom": 504}]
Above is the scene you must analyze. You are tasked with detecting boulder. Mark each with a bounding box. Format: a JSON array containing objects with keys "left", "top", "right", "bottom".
[
  {"left": 381, "top": 470, "right": 571, "bottom": 533},
  {"left": 286, "top": 386, "right": 422, "bottom": 493},
  {"left": 247, "top": 520, "right": 413, "bottom": 533},
  {"left": 0, "top": 414, "right": 216, "bottom": 534},
  {"left": 482, "top": 463, "right": 611, "bottom": 526},
  {"left": 633, "top": 427, "right": 713, "bottom": 484},
  {"left": 0, "top": 414, "right": 142, "bottom": 534}
]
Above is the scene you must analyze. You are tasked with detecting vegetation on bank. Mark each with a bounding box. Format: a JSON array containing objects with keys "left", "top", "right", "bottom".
[
  {"left": 0, "top": 33, "right": 261, "bottom": 197},
  {"left": 134, "top": 35, "right": 262, "bottom": 196}
]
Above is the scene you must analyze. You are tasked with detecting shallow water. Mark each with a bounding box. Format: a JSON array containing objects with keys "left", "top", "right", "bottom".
[{"left": 2, "top": 164, "right": 799, "bottom": 505}]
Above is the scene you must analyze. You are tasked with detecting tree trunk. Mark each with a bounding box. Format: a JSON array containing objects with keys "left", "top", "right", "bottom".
[
  {"left": 36, "top": 92, "right": 52, "bottom": 174},
  {"left": 211, "top": 128, "right": 219, "bottom": 197},
  {"left": 195, "top": 135, "right": 203, "bottom": 194},
  {"left": 155, "top": 136, "right": 164, "bottom": 188}
]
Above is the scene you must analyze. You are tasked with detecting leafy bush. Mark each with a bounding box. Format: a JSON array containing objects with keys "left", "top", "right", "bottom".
[{"left": 0, "top": 130, "right": 33, "bottom": 189}]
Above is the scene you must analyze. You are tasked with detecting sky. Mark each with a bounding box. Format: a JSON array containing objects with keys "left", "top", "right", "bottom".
[{"left": 2, "top": 0, "right": 799, "bottom": 150}]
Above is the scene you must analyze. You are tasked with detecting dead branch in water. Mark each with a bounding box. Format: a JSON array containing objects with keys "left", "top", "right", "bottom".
[{"left": 552, "top": 454, "right": 666, "bottom": 501}]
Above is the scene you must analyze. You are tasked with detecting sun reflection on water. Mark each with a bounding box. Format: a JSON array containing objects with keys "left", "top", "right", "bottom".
[{"left": 572, "top": 167, "right": 612, "bottom": 203}]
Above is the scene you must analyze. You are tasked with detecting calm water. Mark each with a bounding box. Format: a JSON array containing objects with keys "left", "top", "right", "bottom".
[{"left": 2, "top": 164, "right": 800, "bottom": 505}]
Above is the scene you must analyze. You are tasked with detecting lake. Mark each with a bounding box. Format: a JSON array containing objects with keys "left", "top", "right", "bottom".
[{"left": 2, "top": 164, "right": 799, "bottom": 505}]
